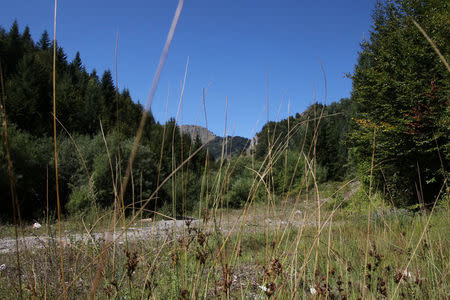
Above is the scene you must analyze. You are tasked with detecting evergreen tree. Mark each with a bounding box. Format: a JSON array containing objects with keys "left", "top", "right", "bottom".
[
  {"left": 71, "top": 51, "right": 83, "bottom": 72},
  {"left": 90, "top": 68, "right": 99, "bottom": 81},
  {"left": 350, "top": 0, "right": 449, "bottom": 205},
  {"left": 6, "top": 53, "right": 52, "bottom": 134},
  {"left": 82, "top": 75, "right": 103, "bottom": 134},
  {"left": 4, "top": 20, "right": 23, "bottom": 77},
  {"left": 100, "top": 70, "right": 116, "bottom": 129},
  {"left": 55, "top": 44, "right": 68, "bottom": 72},
  {"left": 37, "top": 30, "right": 50, "bottom": 50},
  {"left": 21, "top": 25, "right": 34, "bottom": 51}
]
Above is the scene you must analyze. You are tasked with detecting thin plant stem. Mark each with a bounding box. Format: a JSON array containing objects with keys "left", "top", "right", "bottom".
[{"left": 51, "top": 0, "right": 66, "bottom": 297}]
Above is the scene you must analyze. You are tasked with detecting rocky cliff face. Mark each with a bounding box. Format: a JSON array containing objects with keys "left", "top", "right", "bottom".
[
  {"left": 179, "top": 125, "right": 251, "bottom": 160},
  {"left": 179, "top": 125, "right": 216, "bottom": 144},
  {"left": 247, "top": 135, "right": 258, "bottom": 154}
]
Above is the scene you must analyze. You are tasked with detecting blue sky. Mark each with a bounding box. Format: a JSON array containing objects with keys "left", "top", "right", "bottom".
[{"left": 1, "top": 0, "right": 377, "bottom": 138}]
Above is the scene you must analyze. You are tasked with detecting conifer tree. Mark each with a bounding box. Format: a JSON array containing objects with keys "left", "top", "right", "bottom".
[
  {"left": 350, "top": 0, "right": 449, "bottom": 205},
  {"left": 37, "top": 30, "right": 50, "bottom": 50},
  {"left": 100, "top": 70, "right": 116, "bottom": 129},
  {"left": 71, "top": 51, "right": 83, "bottom": 71},
  {"left": 21, "top": 25, "right": 34, "bottom": 51},
  {"left": 4, "top": 20, "right": 22, "bottom": 77}
]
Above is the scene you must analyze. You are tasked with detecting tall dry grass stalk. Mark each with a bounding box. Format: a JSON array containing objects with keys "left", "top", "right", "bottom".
[
  {"left": 362, "top": 128, "right": 376, "bottom": 298},
  {"left": 51, "top": 0, "right": 67, "bottom": 298},
  {"left": 88, "top": 1, "right": 184, "bottom": 298},
  {"left": 0, "top": 3, "right": 448, "bottom": 300},
  {"left": 412, "top": 19, "right": 450, "bottom": 72}
]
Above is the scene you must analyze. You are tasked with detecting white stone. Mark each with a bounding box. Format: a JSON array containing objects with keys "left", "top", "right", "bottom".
[{"left": 259, "top": 285, "right": 269, "bottom": 292}]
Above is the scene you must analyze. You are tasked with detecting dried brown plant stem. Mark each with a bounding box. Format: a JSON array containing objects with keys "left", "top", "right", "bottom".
[
  {"left": 412, "top": 19, "right": 450, "bottom": 73},
  {"left": 313, "top": 61, "right": 327, "bottom": 282},
  {"left": 100, "top": 120, "right": 121, "bottom": 275},
  {"left": 171, "top": 56, "right": 189, "bottom": 218},
  {"left": 155, "top": 86, "right": 170, "bottom": 218},
  {"left": 290, "top": 179, "right": 352, "bottom": 298},
  {"left": 119, "top": 0, "right": 184, "bottom": 210},
  {"left": 51, "top": 0, "right": 67, "bottom": 298},
  {"left": 362, "top": 128, "right": 376, "bottom": 298},
  {"left": 214, "top": 96, "right": 228, "bottom": 225},
  {"left": 265, "top": 69, "right": 272, "bottom": 262},
  {"left": 391, "top": 179, "right": 447, "bottom": 299},
  {"left": 198, "top": 87, "right": 210, "bottom": 220},
  {"left": 88, "top": 1, "right": 184, "bottom": 298},
  {"left": 114, "top": 29, "right": 127, "bottom": 245}
]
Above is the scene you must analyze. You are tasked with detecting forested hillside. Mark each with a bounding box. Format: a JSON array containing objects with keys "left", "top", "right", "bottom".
[
  {"left": 180, "top": 125, "right": 250, "bottom": 160},
  {"left": 0, "top": 22, "right": 209, "bottom": 220},
  {"left": 253, "top": 99, "right": 353, "bottom": 182},
  {"left": 0, "top": 0, "right": 448, "bottom": 222},
  {"left": 248, "top": 0, "right": 448, "bottom": 207}
]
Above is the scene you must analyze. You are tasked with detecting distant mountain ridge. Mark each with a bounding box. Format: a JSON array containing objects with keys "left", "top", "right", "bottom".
[
  {"left": 180, "top": 125, "right": 215, "bottom": 144},
  {"left": 179, "top": 125, "right": 250, "bottom": 159}
]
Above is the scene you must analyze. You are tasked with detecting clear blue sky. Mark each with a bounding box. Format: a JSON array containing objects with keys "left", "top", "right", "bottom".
[{"left": 1, "top": 0, "right": 377, "bottom": 138}]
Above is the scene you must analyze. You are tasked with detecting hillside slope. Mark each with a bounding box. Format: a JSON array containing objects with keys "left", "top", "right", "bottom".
[
  {"left": 179, "top": 125, "right": 250, "bottom": 159},
  {"left": 180, "top": 125, "right": 216, "bottom": 144}
]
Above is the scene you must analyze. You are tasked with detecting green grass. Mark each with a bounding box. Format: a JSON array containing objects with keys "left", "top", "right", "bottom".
[
  {"left": 0, "top": 195, "right": 448, "bottom": 299},
  {"left": 0, "top": 2, "right": 448, "bottom": 299}
]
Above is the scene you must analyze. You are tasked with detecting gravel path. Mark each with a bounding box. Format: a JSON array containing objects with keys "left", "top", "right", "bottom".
[
  {"left": 0, "top": 219, "right": 201, "bottom": 254},
  {"left": 0, "top": 215, "right": 314, "bottom": 254}
]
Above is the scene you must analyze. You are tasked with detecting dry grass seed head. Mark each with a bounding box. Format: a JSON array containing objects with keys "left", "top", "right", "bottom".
[
  {"left": 125, "top": 250, "right": 139, "bottom": 279},
  {"left": 180, "top": 288, "right": 189, "bottom": 299},
  {"left": 221, "top": 264, "right": 233, "bottom": 294}
]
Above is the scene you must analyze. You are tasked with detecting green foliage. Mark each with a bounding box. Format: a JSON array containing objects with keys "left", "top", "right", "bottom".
[
  {"left": 254, "top": 99, "right": 353, "bottom": 182},
  {"left": 0, "top": 22, "right": 146, "bottom": 137},
  {"left": 208, "top": 136, "right": 250, "bottom": 160},
  {"left": 0, "top": 22, "right": 208, "bottom": 220},
  {"left": 66, "top": 183, "right": 93, "bottom": 214},
  {"left": 350, "top": 0, "right": 449, "bottom": 205},
  {"left": 0, "top": 123, "right": 52, "bottom": 220},
  {"left": 163, "top": 172, "right": 204, "bottom": 216},
  {"left": 226, "top": 176, "right": 264, "bottom": 208},
  {"left": 338, "top": 186, "right": 391, "bottom": 214},
  {"left": 6, "top": 52, "right": 52, "bottom": 134},
  {"left": 272, "top": 150, "right": 304, "bottom": 195}
]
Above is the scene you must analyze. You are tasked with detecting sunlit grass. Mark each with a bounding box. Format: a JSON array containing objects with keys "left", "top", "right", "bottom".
[{"left": 0, "top": 0, "right": 448, "bottom": 299}]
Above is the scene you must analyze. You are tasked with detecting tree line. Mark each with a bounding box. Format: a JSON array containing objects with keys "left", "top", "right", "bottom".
[
  {"left": 0, "top": 0, "right": 448, "bottom": 221},
  {"left": 0, "top": 21, "right": 209, "bottom": 221},
  {"left": 253, "top": 0, "right": 448, "bottom": 207}
]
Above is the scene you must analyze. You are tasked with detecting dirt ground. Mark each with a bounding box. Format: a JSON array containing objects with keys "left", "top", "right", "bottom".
[{"left": 0, "top": 198, "right": 316, "bottom": 254}]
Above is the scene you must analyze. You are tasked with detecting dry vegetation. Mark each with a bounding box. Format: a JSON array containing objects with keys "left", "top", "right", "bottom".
[
  {"left": 0, "top": 0, "right": 449, "bottom": 299},
  {"left": 0, "top": 190, "right": 448, "bottom": 299}
]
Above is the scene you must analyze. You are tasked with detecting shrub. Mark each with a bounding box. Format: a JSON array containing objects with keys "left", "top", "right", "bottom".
[
  {"left": 226, "top": 176, "right": 264, "bottom": 208},
  {"left": 66, "top": 183, "right": 94, "bottom": 214}
]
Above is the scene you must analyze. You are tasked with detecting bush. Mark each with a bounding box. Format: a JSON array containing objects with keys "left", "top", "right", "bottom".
[
  {"left": 226, "top": 176, "right": 264, "bottom": 208},
  {"left": 0, "top": 123, "right": 52, "bottom": 220},
  {"left": 66, "top": 183, "right": 94, "bottom": 214}
]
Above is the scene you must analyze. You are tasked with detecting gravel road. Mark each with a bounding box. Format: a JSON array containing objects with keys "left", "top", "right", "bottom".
[{"left": 0, "top": 219, "right": 201, "bottom": 254}]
